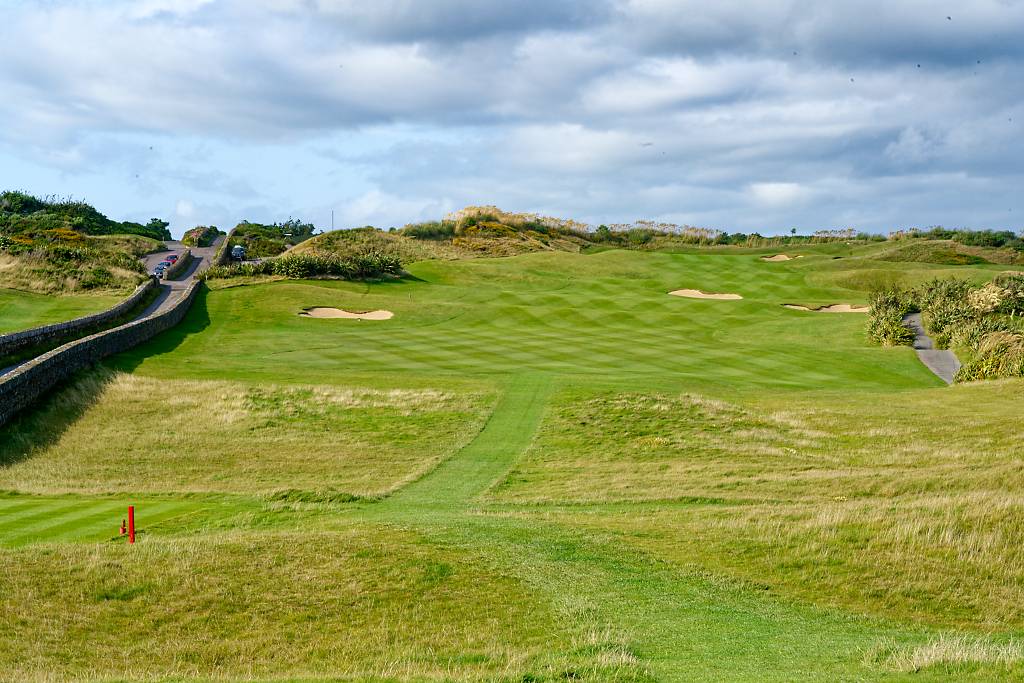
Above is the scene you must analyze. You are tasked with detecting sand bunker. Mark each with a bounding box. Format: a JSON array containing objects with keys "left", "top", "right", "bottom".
[
  {"left": 300, "top": 307, "right": 394, "bottom": 320},
  {"left": 783, "top": 304, "right": 869, "bottom": 313},
  {"left": 669, "top": 289, "right": 743, "bottom": 300},
  {"left": 761, "top": 254, "right": 805, "bottom": 261}
]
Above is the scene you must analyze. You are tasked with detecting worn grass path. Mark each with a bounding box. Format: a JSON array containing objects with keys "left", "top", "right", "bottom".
[
  {"left": 355, "top": 375, "right": 938, "bottom": 682},
  {"left": 375, "top": 372, "right": 553, "bottom": 515}
]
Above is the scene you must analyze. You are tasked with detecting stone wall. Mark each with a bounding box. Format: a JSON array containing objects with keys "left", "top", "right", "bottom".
[
  {"left": 0, "top": 280, "right": 203, "bottom": 428},
  {"left": 0, "top": 278, "right": 157, "bottom": 360},
  {"left": 162, "top": 248, "right": 193, "bottom": 280},
  {"left": 212, "top": 229, "right": 236, "bottom": 267}
]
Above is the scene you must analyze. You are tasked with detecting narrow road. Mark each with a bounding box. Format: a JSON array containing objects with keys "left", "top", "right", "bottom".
[
  {"left": 141, "top": 237, "right": 222, "bottom": 317},
  {"left": 0, "top": 237, "right": 222, "bottom": 378},
  {"left": 903, "top": 312, "right": 961, "bottom": 384}
]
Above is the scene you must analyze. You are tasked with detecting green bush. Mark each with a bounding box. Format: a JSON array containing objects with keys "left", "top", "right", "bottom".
[
  {"left": 0, "top": 191, "right": 170, "bottom": 240},
  {"left": 201, "top": 248, "right": 402, "bottom": 282},
  {"left": 957, "top": 331, "right": 1024, "bottom": 381},
  {"left": 182, "top": 226, "right": 221, "bottom": 247},
  {"left": 867, "top": 288, "right": 915, "bottom": 346}
]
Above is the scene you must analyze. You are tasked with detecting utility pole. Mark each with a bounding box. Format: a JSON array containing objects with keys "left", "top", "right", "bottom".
[{"left": 331, "top": 209, "right": 334, "bottom": 231}]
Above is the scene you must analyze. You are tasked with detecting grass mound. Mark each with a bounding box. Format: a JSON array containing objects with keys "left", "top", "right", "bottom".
[{"left": 876, "top": 240, "right": 1008, "bottom": 266}]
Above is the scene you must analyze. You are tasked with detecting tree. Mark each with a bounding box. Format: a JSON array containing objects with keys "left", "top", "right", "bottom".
[{"left": 146, "top": 218, "right": 172, "bottom": 241}]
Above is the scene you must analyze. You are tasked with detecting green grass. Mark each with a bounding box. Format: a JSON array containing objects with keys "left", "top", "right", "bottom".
[
  {"left": 1, "top": 241, "right": 1022, "bottom": 681},
  {"left": 0, "top": 287, "right": 121, "bottom": 333}
]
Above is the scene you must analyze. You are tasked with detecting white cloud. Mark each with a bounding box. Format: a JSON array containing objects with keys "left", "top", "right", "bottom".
[
  {"left": 749, "top": 182, "right": 810, "bottom": 207},
  {"left": 175, "top": 199, "right": 195, "bottom": 219},
  {"left": 0, "top": 0, "right": 1021, "bottom": 234}
]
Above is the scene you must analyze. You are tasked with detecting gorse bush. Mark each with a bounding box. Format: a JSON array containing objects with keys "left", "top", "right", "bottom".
[
  {"left": 201, "top": 248, "right": 402, "bottom": 282},
  {"left": 867, "top": 288, "right": 916, "bottom": 346}
]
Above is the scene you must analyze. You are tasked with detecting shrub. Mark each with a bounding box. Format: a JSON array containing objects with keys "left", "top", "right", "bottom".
[
  {"left": 957, "top": 331, "right": 1024, "bottom": 381},
  {"left": 229, "top": 220, "right": 317, "bottom": 257},
  {"left": 994, "top": 273, "right": 1024, "bottom": 315},
  {"left": 182, "top": 226, "right": 221, "bottom": 247},
  {"left": 201, "top": 247, "right": 402, "bottom": 282},
  {"left": 867, "top": 288, "right": 915, "bottom": 346}
]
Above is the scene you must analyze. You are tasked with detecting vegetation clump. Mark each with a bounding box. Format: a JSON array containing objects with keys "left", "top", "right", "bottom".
[
  {"left": 228, "top": 219, "right": 316, "bottom": 258},
  {"left": 868, "top": 273, "right": 1024, "bottom": 381},
  {"left": 181, "top": 225, "right": 222, "bottom": 247},
  {"left": 0, "top": 191, "right": 170, "bottom": 241},
  {"left": 866, "top": 287, "right": 916, "bottom": 346},
  {"left": 0, "top": 190, "right": 168, "bottom": 291},
  {"left": 201, "top": 248, "right": 401, "bottom": 281}
]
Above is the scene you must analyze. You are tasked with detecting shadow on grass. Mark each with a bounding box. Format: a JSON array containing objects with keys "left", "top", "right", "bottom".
[
  {"left": 107, "top": 286, "right": 212, "bottom": 374},
  {"left": 0, "top": 368, "right": 115, "bottom": 469}
]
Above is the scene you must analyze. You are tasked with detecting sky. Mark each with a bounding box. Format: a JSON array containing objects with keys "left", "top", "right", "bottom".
[{"left": 0, "top": 0, "right": 1021, "bottom": 238}]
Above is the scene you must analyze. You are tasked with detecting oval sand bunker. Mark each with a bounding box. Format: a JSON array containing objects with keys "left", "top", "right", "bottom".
[
  {"left": 300, "top": 307, "right": 394, "bottom": 320},
  {"left": 783, "top": 304, "right": 868, "bottom": 313},
  {"left": 669, "top": 289, "right": 743, "bottom": 300}
]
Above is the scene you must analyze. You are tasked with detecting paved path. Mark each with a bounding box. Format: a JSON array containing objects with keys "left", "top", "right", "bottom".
[
  {"left": 903, "top": 312, "right": 961, "bottom": 384},
  {"left": 142, "top": 238, "right": 221, "bottom": 317}
]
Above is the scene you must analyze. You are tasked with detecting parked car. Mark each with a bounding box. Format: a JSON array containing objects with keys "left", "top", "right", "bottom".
[
  {"left": 231, "top": 245, "right": 246, "bottom": 260},
  {"left": 158, "top": 260, "right": 172, "bottom": 268},
  {"left": 166, "top": 254, "right": 178, "bottom": 263}
]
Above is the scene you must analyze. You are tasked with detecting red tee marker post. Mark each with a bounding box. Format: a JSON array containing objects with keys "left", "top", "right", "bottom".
[{"left": 127, "top": 506, "right": 135, "bottom": 544}]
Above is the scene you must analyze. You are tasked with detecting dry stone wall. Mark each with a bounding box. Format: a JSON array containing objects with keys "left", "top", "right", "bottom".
[
  {"left": 163, "top": 248, "right": 193, "bottom": 280},
  {"left": 0, "top": 280, "right": 202, "bottom": 428},
  {"left": 0, "top": 278, "right": 157, "bottom": 360}
]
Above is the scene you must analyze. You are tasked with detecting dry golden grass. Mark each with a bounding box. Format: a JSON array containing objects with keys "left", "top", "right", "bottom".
[
  {"left": 868, "top": 635, "right": 1024, "bottom": 673},
  {"left": 492, "top": 379, "right": 1024, "bottom": 628},
  {"left": 0, "top": 525, "right": 647, "bottom": 681},
  {"left": 0, "top": 371, "right": 494, "bottom": 497}
]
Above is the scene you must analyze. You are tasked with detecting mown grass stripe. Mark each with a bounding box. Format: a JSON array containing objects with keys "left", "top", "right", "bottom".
[
  {"left": 378, "top": 373, "right": 553, "bottom": 512},
  {"left": 5, "top": 501, "right": 128, "bottom": 546}
]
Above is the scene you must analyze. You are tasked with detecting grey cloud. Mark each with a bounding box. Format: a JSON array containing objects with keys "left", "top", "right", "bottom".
[{"left": 0, "top": 0, "right": 1021, "bottom": 234}]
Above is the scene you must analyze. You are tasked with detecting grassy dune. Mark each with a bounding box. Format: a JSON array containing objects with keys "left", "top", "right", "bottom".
[{"left": 2, "top": 241, "right": 1022, "bottom": 680}]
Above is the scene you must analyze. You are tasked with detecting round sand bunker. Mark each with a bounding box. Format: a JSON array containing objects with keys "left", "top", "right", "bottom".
[
  {"left": 669, "top": 289, "right": 743, "bottom": 300},
  {"left": 300, "top": 307, "right": 394, "bottom": 320},
  {"left": 782, "top": 304, "right": 869, "bottom": 313}
]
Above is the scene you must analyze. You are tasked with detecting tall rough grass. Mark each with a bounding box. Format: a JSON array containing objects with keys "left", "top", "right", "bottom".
[
  {"left": 866, "top": 287, "right": 915, "bottom": 346},
  {"left": 869, "top": 635, "right": 1024, "bottom": 673},
  {"left": 958, "top": 331, "right": 1024, "bottom": 381}
]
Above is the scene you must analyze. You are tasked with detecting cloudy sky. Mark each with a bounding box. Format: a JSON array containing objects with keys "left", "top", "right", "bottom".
[{"left": 0, "top": 0, "right": 1021, "bottom": 238}]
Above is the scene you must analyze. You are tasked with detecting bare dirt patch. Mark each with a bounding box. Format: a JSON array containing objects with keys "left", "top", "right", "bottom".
[
  {"left": 300, "top": 307, "right": 394, "bottom": 320},
  {"left": 783, "top": 304, "right": 869, "bottom": 313},
  {"left": 669, "top": 289, "right": 743, "bottom": 300}
]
